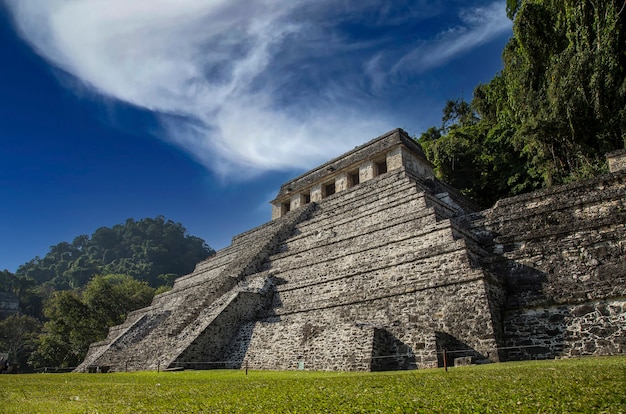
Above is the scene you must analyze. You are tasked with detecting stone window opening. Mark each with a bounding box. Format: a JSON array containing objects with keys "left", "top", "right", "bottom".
[
  {"left": 348, "top": 170, "right": 360, "bottom": 188},
  {"left": 375, "top": 159, "right": 388, "bottom": 176},
  {"left": 303, "top": 193, "right": 311, "bottom": 204},
  {"left": 281, "top": 201, "right": 291, "bottom": 215},
  {"left": 323, "top": 182, "right": 336, "bottom": 198}
]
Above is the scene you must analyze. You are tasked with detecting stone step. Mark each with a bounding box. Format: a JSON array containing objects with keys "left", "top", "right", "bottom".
[
  {"left": 191, "top": 247, "right": 243, "bottom": 273},
  {"left": 285, "top": 189, "right": 430, "bottom": 244},
  {"left": 460, "top": 178, "right": 626, "bottom": 250},
  {"left": 268, "top": 220, "right": 461, "bottom": 286},
  {"left": 290, "top": 187, "right": 426, "bottom": 248},
  {"left": 274, "top": 239, "right": 473, "bottom": 297},
  {"left": 300, "top": 173, "right": 419, "bottom": 229},
  {"left": 170, "top": 264, "right": 229, "bottom": 291},
  {"left": 296, "top": 174, "right": 413, "bottom": 225},
  {"left": 302, "top": 172, "right": 471, "bottom": 235},
  {"left": 493, "top": 172, "right": 625, "bottom": 216},
  {"left": 271, "top": 250, "right": 485, "bottom": 315},
  {"left": 170, "top": 246, "right": 249, "bottom": 293},
  {"left": 268, "top": 205, "right": 440, "bottom": 271},
  {"left": 464, "top": 173, "right": 626, "bottom": 232},
  {"left": 296, "top": 185, "right": 426, "bottom": 239}
]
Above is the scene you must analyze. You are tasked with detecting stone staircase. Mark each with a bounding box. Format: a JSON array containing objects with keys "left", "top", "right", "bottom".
[{"left": 75, "top": 202, "right": 314, "bottom": 372}]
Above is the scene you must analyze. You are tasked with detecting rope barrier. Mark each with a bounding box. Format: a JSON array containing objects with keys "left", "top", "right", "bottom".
[{"left": 35, "top": 344, "right": 557, "bottom": 372}]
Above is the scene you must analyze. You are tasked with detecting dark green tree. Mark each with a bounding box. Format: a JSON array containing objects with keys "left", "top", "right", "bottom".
[
  {"left": 29, "top": 274, "right": 155, "bottom": 368},
  {"left": 82, "top": 274, "right": 154, "bottom": 328},
  {"left": 419, "top": 0, "right": 625, "bottom": 205},
  {"left": 28, "top": 291, "right": 94, "bottom": 368},
  {"left": 0, "top": 270, "right": 44, "bottom": 319},
  {"left": 0, "top": 314, "right": 41, "bottom": 371}
]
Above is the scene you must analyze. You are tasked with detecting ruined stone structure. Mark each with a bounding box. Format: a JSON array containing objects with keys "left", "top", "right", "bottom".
[
  {"left": 0, "top": 292, "right": 19, "bottom": 319},
  {"left": 77, "top": 129, "right": 626, "bottom": 372}
]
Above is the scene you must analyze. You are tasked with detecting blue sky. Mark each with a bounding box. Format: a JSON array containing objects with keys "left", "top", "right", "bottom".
[{"left": 0, "top": 1, "right": 512, "bottom": 273}]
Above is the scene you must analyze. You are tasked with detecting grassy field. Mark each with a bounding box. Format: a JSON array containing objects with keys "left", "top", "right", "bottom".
[{"left": 0, "top": 357, "right": 624, "bottom": 413}]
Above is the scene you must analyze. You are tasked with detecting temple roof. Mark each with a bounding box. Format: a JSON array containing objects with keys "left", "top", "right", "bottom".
[{"left": 272, "top": 128, "right": 429, "bottom": 201}]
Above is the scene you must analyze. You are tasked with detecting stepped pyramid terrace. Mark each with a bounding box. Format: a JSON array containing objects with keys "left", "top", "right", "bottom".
[{"left": 77, "top": 129, "right": 626, "bottom": 372}]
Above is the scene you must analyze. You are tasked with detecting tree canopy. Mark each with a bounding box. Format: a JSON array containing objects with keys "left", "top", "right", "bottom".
[
  {"left": 0, "top": 314, "right": 40, "bottom": 369},
  {"left": 28, "top": 274, "right": 155, "bottom": 368},
  {"left": 16, "top": 216, "right": 215, "bottom": 290},
  {"left": 1, "top": 217, "right": 214, "bottom": 370},
  {"left": 419, "top": 0, "right": 625, "bottom": 207}
]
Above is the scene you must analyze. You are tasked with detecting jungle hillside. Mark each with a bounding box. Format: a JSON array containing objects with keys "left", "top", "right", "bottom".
[{"left": 0, "top": 217, "right": 214, "bottom": 369}]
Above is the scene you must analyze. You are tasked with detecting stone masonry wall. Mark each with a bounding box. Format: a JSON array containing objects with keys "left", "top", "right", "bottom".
[
  {"left": 238, "top": 277, "right": 499, "bottom": 370},
  {"left": 503, "top": 299, "right": 626, "bottom": 360},
  {"left": 233, "top": 170, "right": 502, "bottom": 370},
  {"left": 463, "top": 170, "right": 626, "bottom": 359}
]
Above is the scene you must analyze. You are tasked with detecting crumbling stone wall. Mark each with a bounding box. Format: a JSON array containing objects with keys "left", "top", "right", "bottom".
[
  {"left": 464, "top": 170, "right": 626, "bottom": 360},
  {"left": 503, "top": 300, "right": 626, "bottom": 360},
  {"left": 607, "top": 149, "right": 626, "bottom": 173},
  {"left": 0, "top": 292, "right": 19, "bottom": 318}
]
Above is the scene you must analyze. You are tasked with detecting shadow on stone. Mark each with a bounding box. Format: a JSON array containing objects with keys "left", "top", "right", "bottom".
[
  {"left": 435, "top": 331, "right": 490, "bottom": 367},
  {"left": 204, "top": 277, "right": 286, "bottom": 370},
  {"left": 371, "top": 329, "right": 417, "bottom": 371}
]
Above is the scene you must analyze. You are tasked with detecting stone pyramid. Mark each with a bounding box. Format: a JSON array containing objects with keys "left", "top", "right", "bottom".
[{"left": 76, "top": 129, "right": 626, "bottom": 372}]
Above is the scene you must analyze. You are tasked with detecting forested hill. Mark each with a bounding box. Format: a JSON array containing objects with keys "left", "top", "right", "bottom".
[
  {"left": 15, "top": 216, "right": 215, "bottom": 290},
  {"left": 418, "top": 0, "right": 625, "bottom": 207},
  {"left": 0, "top": 217, "right": 214, "bottom": 369}
]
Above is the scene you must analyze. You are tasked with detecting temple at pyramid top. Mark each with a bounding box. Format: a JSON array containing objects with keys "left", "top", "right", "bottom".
[{"left": 271, "top": 128, "right": 434, "bottom": 219}]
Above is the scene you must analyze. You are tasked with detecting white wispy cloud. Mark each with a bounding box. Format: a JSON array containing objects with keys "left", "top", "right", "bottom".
[
  {"left": 396, "top": 2, "right": 511, "bottom": 73},
  {"left": 369, "top": 2, "right": 512, "bottom": 88},
  {"left": 3, "top": 0, "right": 510, "bottom": 178}
]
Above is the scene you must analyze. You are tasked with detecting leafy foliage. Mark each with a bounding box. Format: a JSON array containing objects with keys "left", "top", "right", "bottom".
[
  {"left": 0, "top": 217, "right": 213, "bottom": 369},
  {"left": 16, "top": 216, "right": 215, "bottom": 289},
  {"left": 420, "top": 0, "right": 625, "bottom": 207},
  {"left": 28, "top": 274, "right": 155, "bottom": 369},
  {"left": 0, "top": 314, "right": 41, "bottom": 368}
]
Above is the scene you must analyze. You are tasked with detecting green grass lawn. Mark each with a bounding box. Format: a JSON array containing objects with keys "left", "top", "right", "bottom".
[{"left": 1, "top": 357, "right": 624, "bottom": 413}]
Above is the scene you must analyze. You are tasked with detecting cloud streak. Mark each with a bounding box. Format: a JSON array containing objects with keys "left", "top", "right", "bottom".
[
  {"left": 392, "top": 2, "right": 512, "bottom": 74},
  {"left": 3, "top": 0, "right": 511, "bottom": 178}
]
